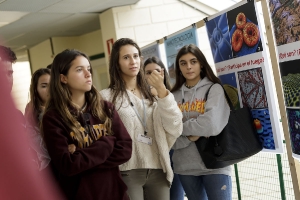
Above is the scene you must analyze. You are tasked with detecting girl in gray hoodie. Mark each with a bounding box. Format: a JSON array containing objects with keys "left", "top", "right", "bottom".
[{"left": 171, "top": 44, "right": 231, "bottom": 200}]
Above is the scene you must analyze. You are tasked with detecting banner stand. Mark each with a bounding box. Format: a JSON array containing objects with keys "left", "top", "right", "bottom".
[{"left": 260, "top": 0, "right": 300, "bottom": 198}]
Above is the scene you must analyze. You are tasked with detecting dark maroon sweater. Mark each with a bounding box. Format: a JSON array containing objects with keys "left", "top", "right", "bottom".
[{"left": 42, "top": 101, "right": 132, "bottom": 200}]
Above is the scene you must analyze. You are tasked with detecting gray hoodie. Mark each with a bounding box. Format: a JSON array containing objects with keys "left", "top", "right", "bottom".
[{"left": 172, "top": 77, "right": 231, "bottom": 176}]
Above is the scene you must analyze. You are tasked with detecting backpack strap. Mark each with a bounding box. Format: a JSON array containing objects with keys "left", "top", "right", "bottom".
[
  {"left": 204, "top": 84, "right": 215, "bottom": 101},
  {"left": 204, "top": 83, "right": 234, "bottom": 110}
]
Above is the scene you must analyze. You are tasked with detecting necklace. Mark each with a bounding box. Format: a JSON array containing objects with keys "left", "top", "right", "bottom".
[
  {"left": 80, "top": 102, "right": 87, "bottom": 112},
  {"left": 130, "top": 88, "right": 136, "bottom": 95},
  {"left": 185, "top": 83, "right": 196, "bottom": 89},
  {"left": 128, "top": 88, "right": 137, "bottom": 95}
]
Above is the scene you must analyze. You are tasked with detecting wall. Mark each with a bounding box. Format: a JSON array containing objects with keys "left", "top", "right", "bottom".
[
  {"left": 99, "top": 0, "right": 215, "bottom": 73},
  {"left": 99, "top": 9, "right": 117, "bottom": 70},
  {"left": 111, "top": 0, "right": 208, "bottom": 47},
  {"left": 28, "top": 39, "right": 53, "bottom": 73},
  {"left": 79, "top": 30, "right": 104, "bottom": 56},
  {"left": 79, "top": 30, "right": 107, "bottom": 90},
  {"left": 52, "top": 37, "right": 79, "bottom": 54}
]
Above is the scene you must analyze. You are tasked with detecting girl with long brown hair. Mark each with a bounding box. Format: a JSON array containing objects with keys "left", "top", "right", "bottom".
[
  {"left": 25, "top": 68, "right": 51, "bottom": 171},
  {"left": 42, "top": 49, "right": 132, "bottom": 200},
  {"left": 171, "top": 44, "right": 231, "bottom": 200},
  {"left": 100, "top": 38, "right": 183, "bottom": 200}
]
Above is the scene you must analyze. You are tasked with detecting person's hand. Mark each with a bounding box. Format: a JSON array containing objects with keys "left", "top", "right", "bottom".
[
  {"left": 68, "top": 144, "right": 76, "bottom": 154},
  {"left": 147, "top": 70, "right": 168, "bottom": 98},
  {"left": 187, "top": 136, "right": 200, "bottom": 142},
  {"left": 149, "top": 86, "right": 158, "bottom": 96}
]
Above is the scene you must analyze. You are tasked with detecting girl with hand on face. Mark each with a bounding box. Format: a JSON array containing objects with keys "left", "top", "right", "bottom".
[
  {"left": 143, "top": 57, "right": 185, "bottom": 200},
  {"left": 171, "top": 44, "right": 231, "bottom": 200},
  {"left": 100, "top": 38, "right": 183, "bottom": 200},
  {"left": 42, "top": 49, "right": 132, "bottom": 200},
  {"left": 144, "top": 57, "right": 172, "bottom": 95},
  {"left": 25, "top": 68, "right": 51, "bottom": 171}
]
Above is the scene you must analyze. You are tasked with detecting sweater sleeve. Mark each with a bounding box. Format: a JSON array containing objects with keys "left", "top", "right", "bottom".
[
  {"left": 171, "top": 135, "right": 192, "bottom": 150},
  {"left": 157, "top": 91, "right": 183, "bottom": 140},
  {"left": 97, "top": 102, "right": 132, "bottom": 168},
  {"left": 182, "top": 84, "right": 230, "bottom": 137},
  {"left": 42, "top": 110, "right": 116, "bottom": 176}
]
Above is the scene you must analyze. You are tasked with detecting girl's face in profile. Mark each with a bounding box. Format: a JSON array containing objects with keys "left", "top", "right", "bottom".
[
  {"left": 37, "top": 74, "right": 50, "bottom": 105},
  {"left": 60, "top": 55, "right": 92, "bottom": 95},
  {"left": 144, "top": 63, "right": 164, "bottom": 80}
]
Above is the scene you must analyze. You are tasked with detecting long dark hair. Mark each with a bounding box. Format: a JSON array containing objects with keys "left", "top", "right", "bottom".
[
  {"left": 108, "top": 38, "right": 155, "bottom": 105},
  {"left": 26, "top": 68, "right": 50, "bottom": 126},
  {"left": 171, "top": 44, "right": 221, "bottom": 92},
  {"left": 143, "top": 56, "right": 172, "bottom": 90},
  {"left": 43, "top": 49, "right": 112, "bottom": 142}
]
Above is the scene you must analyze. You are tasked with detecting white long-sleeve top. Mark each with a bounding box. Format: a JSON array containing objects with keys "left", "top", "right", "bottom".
[{"left": 100, "top": 89, "right": 183, "bottom": 184}]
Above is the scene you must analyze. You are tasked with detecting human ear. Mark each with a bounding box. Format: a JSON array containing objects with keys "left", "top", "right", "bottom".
[{"left": 60, "top": 74, "right": 67, "bottom": 84}]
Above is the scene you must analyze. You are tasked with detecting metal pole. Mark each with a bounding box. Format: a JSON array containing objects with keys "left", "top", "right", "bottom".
[
  {"left": 234, "top": 164, "right": 242, "bottom": 200},
  {"left": 277, "top": 154, "right": 286, "bottom": 200}
]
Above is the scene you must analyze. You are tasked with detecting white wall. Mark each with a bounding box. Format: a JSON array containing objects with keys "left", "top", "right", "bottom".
[{"left": 111, "top": 0, "right": 208, "bottom": 47}]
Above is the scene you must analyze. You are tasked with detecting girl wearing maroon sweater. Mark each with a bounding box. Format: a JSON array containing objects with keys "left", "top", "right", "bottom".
[{"left": 42, "top": 49, "right": 132, "bottom": 200}]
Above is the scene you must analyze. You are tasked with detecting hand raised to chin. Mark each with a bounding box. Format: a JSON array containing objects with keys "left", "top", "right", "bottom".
[{"left": 147, "top": 70, "right": 168, "bottom": 98}]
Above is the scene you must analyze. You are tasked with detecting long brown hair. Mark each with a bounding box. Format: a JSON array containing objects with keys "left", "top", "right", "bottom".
[
  {"left": 143, "top": 56, "right": 172, "bottom": 90},
  {"left": 108, "top": 38, "right": 155, "bottom": 106},
  {"left": 26, "top": 68, "right": 50, "bottom": 126},
  {"left": 171, "top": 44, "right": 221, "bottom": 92},
  {"left": 43, "top": 49, "right": 112, "bottom": 142}
]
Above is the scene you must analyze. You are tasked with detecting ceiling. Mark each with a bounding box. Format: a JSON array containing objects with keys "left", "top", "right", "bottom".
[{"left": 0, "top": 0, "right": 139, "bottom": 61}]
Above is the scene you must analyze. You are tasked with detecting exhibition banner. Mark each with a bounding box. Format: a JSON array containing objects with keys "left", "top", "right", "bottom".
[
  {"left": 164, "top": 25, "right": 199, "bottom": 85},
  {"left": 268, "top": 0, "right": 300, "bottom": 158},
  {"left": 141, "top": 41, "right": 161, "bottom": 63},
  {"left": 205, "top": 0, "right": 284, "bottom": 153}
]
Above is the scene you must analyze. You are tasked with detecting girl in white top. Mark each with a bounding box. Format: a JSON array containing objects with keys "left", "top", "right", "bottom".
[{"left": 100, "top": 38, "right": 183, "bottom": 200}]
